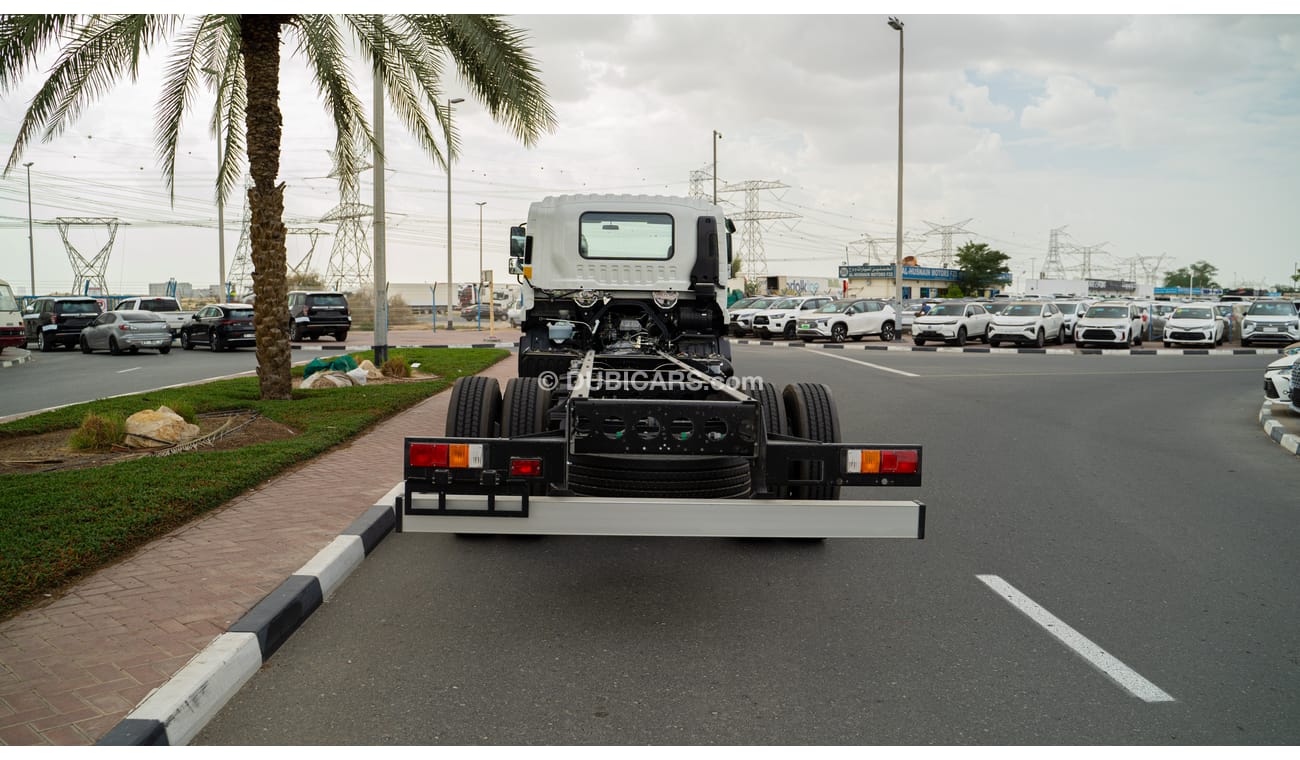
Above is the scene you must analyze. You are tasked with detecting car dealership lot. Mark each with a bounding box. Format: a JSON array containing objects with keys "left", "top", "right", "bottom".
[{"left": 196, "top": 346, "right": 1300, "bottom": 745}]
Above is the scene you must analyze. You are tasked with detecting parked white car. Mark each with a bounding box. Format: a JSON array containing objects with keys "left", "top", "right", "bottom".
[
  {"left": 796, "top": 299, "right": 897, "bottom": 343},
  {"left": 988, "top": 301, "right": 1066, "bottom": 348},
  {"left": 1052, "top": 300, "right": 1091, "bottom": 343},
  {"left": 1074, "top": 302, "right": 1146, "bottom": 348},
  {"left": 751, "top": 295, "right": 835, "bottom": 340},
  {"left": 728, "top": 296, "right": 780, "bottom": 337},
  {"left": 1163, "top": 303, "right": 1226, "bottom": 347},
  {"left": 911, "top": 301, "right": 993, "bottom": 346},
  {"left": 1241, "top": 300, "right": 1300, "bottom": 348},
  {"left": 1263, "top": 350, "right": 1298, "bottom": 405}
]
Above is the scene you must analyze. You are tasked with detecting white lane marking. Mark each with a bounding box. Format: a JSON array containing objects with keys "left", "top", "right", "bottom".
[
  {"left": 802, "top": 348, "right": 920, "bottom": 378},
  {"left": 977, "top": 574, "right": 1175, "bottom": 703},
  {"left": 117, "top": 366, "right": 142, "bottom": 374}
]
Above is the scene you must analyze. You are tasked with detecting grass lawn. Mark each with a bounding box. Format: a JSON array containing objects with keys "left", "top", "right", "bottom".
[{"left": 0, "top": 348, "right": 508, "bottom": 620}]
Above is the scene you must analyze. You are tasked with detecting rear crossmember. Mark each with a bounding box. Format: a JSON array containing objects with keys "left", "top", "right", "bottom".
[{"left": 399, "top": 436, "right": 924, "bottom": 538}]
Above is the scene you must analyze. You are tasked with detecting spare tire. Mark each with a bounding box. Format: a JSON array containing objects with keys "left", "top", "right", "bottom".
[{"left": 568, "top": 454, "right": 751, "bottom": 499}]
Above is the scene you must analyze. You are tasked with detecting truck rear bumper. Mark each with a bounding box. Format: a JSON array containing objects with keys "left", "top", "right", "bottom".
[{"left": 397, "top": 491, "right": 925, "bottom": 538}]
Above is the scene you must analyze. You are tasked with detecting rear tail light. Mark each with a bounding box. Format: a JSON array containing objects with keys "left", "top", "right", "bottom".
[
  {"left": 847, "top": 449, "right": 918, "bottom": 475},
  {"left": 409, "top": 443, "right": 449, "bottom": 468},
  {"left": 509, "top": 458, "right": 543, "bottom": 477},
  {"left": 408, "top": 443, "right": 484, "bottom": 469}
]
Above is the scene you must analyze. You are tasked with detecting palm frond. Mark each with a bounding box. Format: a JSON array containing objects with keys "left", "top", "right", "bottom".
[
  {"left": 285, "top": 14, "right": 368, "bottom": 197},
  {"left": 344, "top": 14, "right": 448, "bottom": 169},
  {"left": 198, "top": 14, "right": 246, "bottom": 208},
  {"left": 5, "top": 14, "right": 178, "bottom": 174},
  {"left": 0, "top": 14, "right": 81, "bottom": 92},
  {"left": 413, "top": 14, "right": 557, "bottom": 147},
  {"left": 154, "top": 15, "right": 215, "bottom": 203}
]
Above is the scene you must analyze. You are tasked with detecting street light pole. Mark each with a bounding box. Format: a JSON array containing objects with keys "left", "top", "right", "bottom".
[
  {"left": 23, "top": 161, "right": 34, "bottom": 297},
  {"left": 476, "top": 201, "right": 486, "bottom": 330},
  {"left": 203, "top": 68, "right": 226, "bottom": 300},
  {"left": 712, "top": 129, "right": 722, "bottom": 204},
  {"left": 445, "top": 96, "right": 464, "bottom": 330},
  {"left": 888, "top": 16, "right": 905, "bottom": 308},
  {"left": 372, "top": 55, "right": 388, "bottom": 365}
]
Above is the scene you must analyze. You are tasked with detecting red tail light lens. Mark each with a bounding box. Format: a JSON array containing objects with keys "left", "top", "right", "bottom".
[
  {"left": 509, "top": 458, "right": 543, "bottom": 477},
  {"left": 409, "top": 443, "right": 449, "bottom": 468},
  {"left": 881, "top": 449, "right": 919, "bottom": 474}
]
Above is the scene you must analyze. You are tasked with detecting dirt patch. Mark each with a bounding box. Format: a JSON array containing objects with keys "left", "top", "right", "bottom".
[
  {"left": 0, "top": 413, "right": 300, "bottom": 474},
  {"left": 0, "top": 371, "right": 444, "bottom": 474}
]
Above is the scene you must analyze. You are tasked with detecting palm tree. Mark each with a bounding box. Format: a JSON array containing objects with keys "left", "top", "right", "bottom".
[{"left": 1, "top": 14, "right": 555, "bottom": 399}]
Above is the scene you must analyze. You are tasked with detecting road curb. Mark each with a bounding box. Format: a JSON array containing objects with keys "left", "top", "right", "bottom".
[
  {"left": 0, "top": 347, "right": 33, "bottom": 368},
  {"left": 96, "top": 500, "right": 399, "bottom": 745},
  {"left": 732, "top": 339, "right": 1283, "bottom": 357},
  {"left": 1258, "top": 402, "right": 1300, "bottom": 457}
]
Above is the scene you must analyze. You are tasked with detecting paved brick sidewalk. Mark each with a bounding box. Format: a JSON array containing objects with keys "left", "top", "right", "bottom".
[{"left": 0, "top": 358, "right": 517, "bottom": 745}]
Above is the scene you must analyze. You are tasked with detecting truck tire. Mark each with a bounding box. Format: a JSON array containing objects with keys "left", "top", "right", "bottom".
[
  {"left": 747, "top": 381, "right": 788, "bottom": 439},
  {"left": 783, "top": 382, "right": 841, "bottom": 501},
  {"left": 501, "top": 377, "right": 552, "bottom": 437},
  {"left": 445, "top": 375, "right": 501, "bottom": 437},
  {"left": 747, "top": 381, "right": 788, "bottom": 498},
  {"left": 569, "top": 454, "right": 751, "bottom": 499}
]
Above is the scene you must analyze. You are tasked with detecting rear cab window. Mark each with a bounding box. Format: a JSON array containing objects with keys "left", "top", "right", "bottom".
[{"left": 579, "top": 212, "right": 674, "bottom": 260}]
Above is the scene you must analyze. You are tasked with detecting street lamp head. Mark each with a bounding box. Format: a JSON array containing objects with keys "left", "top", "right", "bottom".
[
  {"left": 888, "top": 16, "right": 904, "bottom": 31},
  {"left": 448, "top": 97, "right": 465, "bottom": 105},
  {"left": 23, "top": 161, "right": 33, "bottom": 168},
  {"left": 476, "top": 201, "right": 486, "bottom": 207}
]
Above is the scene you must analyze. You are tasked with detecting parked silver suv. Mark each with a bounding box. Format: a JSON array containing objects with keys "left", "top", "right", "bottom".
[{"left": 1241, "top": 300, "right": 1300, "bottom": 347}]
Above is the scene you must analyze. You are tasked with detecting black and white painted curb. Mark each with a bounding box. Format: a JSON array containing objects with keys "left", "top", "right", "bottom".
[
  {"left": 1258, "top": 402, "right": 1300, "bottom": 458},
  {"left": 96, "top": 486, "right": 404, "bottom": 746},
  {"left": 730, "top": 339, "right": 1285, "bottom": 357},
  {"left": 0, "top": 348, "right": 33, "bottom": 368}
]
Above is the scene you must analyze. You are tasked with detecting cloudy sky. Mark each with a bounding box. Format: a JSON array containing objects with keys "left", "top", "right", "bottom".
[{"left": 1, "top": 9, "right": 1298, "bottom": 297}]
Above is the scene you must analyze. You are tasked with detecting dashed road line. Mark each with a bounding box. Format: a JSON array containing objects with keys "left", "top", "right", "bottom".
[
  {"left": 801, "top": 347, "right": 921, "bottom": 377},
  {"left": 116, "top": 366, "right": 142, "bottom": 374},
  {"left": 977, "top": 574, "right": 1175, "bottom": 703}
]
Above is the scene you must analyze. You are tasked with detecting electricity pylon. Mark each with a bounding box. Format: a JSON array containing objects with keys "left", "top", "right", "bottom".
[
  {"left": 922, "top": 219, "right": 974, "bottom": 268},
  {"left": 51, "top": 217, "right": 124, "bottom": 295},
  {"left": 717, "top": 180, "right": 799, "bottom": 279}
]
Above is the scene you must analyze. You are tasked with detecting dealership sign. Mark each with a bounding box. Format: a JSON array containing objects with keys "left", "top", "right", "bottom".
[{"left": 840, "top": 264, "right": 1011, "bottom": 283}]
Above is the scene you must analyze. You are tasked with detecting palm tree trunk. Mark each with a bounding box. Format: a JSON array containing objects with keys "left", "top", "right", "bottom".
[{"left": 240, "top": 15, "right": 292, "bottom": 400}]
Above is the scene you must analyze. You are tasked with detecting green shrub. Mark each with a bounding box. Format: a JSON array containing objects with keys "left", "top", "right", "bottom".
[{"left": 68, "top": 413, "right": 125, "bottom": 451}]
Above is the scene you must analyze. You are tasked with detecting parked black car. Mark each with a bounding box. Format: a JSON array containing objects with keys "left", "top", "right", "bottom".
[
  {"left": 21, "top": 296, "right": 103, "bottom": 351},
  {"left": 460, "top": 302, "right": 496, "bottom": 321},
  {"left": 179, "top": 303, "right": 256, "bottom": 352},
  {"left": 288, "top": 291, "right": 350, "bottom": 341}
]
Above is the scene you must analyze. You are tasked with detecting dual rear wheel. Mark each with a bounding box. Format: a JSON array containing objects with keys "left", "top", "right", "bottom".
[{"left": 445, "top": 376, "right": 843, "bottom": 508}]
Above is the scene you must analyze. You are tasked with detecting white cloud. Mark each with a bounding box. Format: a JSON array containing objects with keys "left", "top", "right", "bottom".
[
  {"left": 2, "top": 13, "right": 1298, "bottom": 296},
  {"left": 1020, "top": 75, "right": 1117, "bottom": 143}
]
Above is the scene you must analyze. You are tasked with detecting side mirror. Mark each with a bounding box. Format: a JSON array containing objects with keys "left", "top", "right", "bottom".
[
  {"left": 508, "top": 258, "right": 524, "bottom": 276},
  {"left": 192, "top": 313, "right": 201, "bottom": 320},
  {"left": 509, "top": 226, "right": 526, "bottom": 258}
]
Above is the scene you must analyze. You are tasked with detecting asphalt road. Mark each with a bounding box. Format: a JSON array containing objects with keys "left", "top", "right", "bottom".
[
  {"left": 195, "top": 347, "right": 1300, "bottom": 744},
  {"left": 0, "top": 342, "right": 319, "bottom": 420}
]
